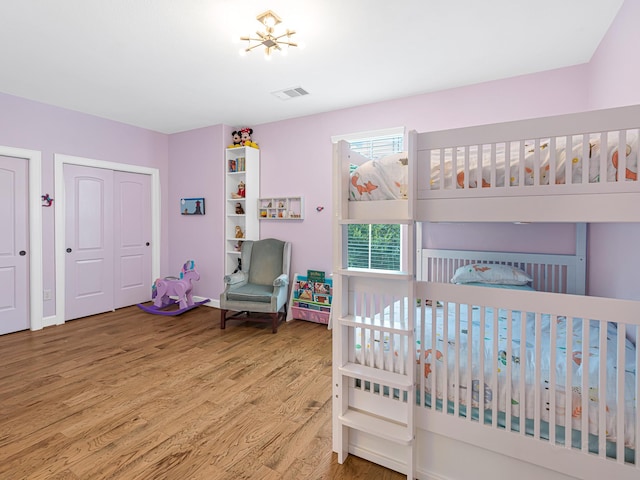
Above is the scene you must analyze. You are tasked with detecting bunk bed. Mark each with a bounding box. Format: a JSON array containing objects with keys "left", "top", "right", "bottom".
[{"left": 332, "top": 105, "right": 640, "bottom": 480}]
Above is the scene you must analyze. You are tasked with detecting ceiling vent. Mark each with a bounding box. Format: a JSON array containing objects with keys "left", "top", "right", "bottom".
[{"left": 272, "top": 86, "right": 310, "bottom": 101}]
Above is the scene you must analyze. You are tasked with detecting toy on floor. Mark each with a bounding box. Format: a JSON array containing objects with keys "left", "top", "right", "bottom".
[{"left": 137, "top": 260, "right": 210, "bottom": 316}]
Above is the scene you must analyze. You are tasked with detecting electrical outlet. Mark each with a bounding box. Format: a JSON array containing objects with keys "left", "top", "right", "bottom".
[{"left": 43, "top": 289, "right": 52, "bottom": 301}]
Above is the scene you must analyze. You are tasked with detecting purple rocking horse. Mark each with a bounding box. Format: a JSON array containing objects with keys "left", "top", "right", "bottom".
[{"left": 137, "top": 260, "right": 210, "bottom": 316}]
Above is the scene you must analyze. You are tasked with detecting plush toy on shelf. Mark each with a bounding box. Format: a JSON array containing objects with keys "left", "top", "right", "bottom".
[
  {"left": 239, "top": 127, "right": 259, "bottom": 149},
  {"left": 235, "top": 202, "right": 244, "bottom": 214},
  {"left": 231, "top": 181, "right": 245, "bottom": 199},
  {"left": 235, "top": 225, "right": 244, "bottom": 238},
  {"left": 228, "top": 130, "right": 243, "bottom": 148}
]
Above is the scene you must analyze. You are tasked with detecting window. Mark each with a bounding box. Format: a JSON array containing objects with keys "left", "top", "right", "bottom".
[
  {"left": 332, "top": 128, "right": 405, "bottom": 272},
  {"left": 347, "top": 224, "right": 401, "bottom": 270}
]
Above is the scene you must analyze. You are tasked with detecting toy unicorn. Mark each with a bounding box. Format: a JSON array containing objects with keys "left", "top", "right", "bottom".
[{"left": 137, "top": 260, "right": 210, "bottom": 315}]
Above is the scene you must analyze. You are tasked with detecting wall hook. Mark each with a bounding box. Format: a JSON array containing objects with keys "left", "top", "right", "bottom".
[
  {"left": 316, "top": 206, "right": 324, "bottom": 212},
  {"left": 41, "top": 194, "right": 54, "bottom": 207}
]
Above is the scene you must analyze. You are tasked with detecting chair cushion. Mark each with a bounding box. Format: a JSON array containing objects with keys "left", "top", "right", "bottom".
[
  {"left": 227, "top": 283, "right": 274, "bottom": 303},
  {"left": 248, "top": 239, "right": 284, "bottom": 286}
]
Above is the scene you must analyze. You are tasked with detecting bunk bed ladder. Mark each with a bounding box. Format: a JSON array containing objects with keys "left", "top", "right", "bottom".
[
  {"left": 332, "top": 136, "right": 418, "bottom": 479},
  {"left": 332, "top": 271, "right": 416, "bottom": 479}
]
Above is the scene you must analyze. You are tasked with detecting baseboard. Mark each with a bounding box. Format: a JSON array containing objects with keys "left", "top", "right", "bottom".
[
  {"left": 41, "top": 315, "right": 60, "bottom": 329},
  {"left": 193, "top": 296, "right": 219, "bottom": 308}
]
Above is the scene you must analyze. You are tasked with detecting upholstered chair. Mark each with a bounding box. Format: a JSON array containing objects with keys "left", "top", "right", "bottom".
[{"left": 219, "top": 238, "right": 291, "bottom": 333}]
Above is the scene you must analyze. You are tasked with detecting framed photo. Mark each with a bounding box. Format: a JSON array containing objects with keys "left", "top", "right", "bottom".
[{"left": 181, "top": 197, "right": 205, "bottom": 215}]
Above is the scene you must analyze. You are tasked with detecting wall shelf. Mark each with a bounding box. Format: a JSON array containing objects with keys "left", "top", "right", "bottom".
[{"left": 258, "top": 196, "right": 304, "bottom": 220}]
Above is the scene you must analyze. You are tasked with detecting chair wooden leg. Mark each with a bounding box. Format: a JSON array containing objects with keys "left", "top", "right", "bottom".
[
  {"left": 271, "top": 312, "right": 278, "bottom": 333},
  {"left": 220, "top": 309, "right": 227, "bottom": 329}
]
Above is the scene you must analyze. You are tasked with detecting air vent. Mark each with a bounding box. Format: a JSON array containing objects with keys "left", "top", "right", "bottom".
[{"left": 272, "top": 86, "right": 310, "bottom": 101}]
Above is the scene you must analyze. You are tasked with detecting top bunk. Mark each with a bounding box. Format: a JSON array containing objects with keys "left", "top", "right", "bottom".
[{"left": 333, "top": 105, "right": 640, "bottom": 223}]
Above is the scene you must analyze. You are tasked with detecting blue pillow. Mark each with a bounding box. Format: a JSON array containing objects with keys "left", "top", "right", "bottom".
[
  {"left": 451, "top": 263, "right": 533, "bottom": 285},
  {"left": 464, "top": 282, "right": 535, "bottom": 291}
]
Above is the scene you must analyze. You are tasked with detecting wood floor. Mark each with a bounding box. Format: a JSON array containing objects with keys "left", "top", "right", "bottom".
[{"left": 0, "top": 306, "right": 404, "bottom": 479}]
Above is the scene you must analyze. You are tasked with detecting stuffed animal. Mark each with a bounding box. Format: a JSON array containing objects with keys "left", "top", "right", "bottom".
[
  {"left": 228, "top": 131, "right": 243, "bottom": 148},
  {"left": 240, "top": 127, "right": 253, "bottom": 145},
  {"left": 231, "top": 181, "right": 245, "bottom": 199},
  {"left": 235, "top": 225, "right": 244, "bottom": 238},
  {"left": 235, "top": 202, "right": 244, "bottom": 214},
  {"left": 239, "top": 127, "right": 259, "bottom": 148}
]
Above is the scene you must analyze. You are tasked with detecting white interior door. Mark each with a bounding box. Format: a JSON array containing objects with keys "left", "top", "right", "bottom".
[
  {"left": 0, "top": 155, "right": 29, "bottom": 334},
  {"left": 114, "top": 171, "right": 152, "bottom": 308},
  {"left": 64, "top": 164, "right": 115, "bottom": 320}
]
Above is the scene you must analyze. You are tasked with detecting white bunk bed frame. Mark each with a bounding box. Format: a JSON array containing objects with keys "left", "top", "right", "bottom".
[{"left": 332, "top": 105, "right": 640, "bottom": 480}]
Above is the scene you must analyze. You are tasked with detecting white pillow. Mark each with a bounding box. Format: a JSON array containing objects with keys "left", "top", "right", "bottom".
[{"left": 451, "top": 263, "right": 533, "bottom": 286}]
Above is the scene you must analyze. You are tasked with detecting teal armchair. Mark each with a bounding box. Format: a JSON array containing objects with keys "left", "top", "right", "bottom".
[{"left": 220, "top": 238, "right": 292, "bottom": 333}]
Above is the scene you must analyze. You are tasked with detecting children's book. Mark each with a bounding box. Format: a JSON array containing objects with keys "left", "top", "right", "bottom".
[{"left": 293, "top": 275, "right": 332, "bottom": 306}]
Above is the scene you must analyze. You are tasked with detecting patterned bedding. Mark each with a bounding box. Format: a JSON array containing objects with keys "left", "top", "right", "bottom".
[
  {"left": 349, "top": 152, "right": 408, "bottom": 200},
  {"left": 354, "top": 302, "right": 637, "bottom": 449},
  {"left": 429, "top": 132, "right": 639, "bottom": 189}
]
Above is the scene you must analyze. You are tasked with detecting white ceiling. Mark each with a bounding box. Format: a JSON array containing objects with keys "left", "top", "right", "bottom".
[{"left": 0, "top": 0, "right": 624, "bottom": 134}]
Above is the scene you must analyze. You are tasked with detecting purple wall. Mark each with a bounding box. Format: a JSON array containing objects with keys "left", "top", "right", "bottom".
[
  {"left": 0, "top": 91, "right": 169, "bottom": 318},
  {"left": 167, "top": 124, "right": 226, "bottom": 299},
  {"left": 588, "top": 0, "right": 640, "bottom": 110},
  {"left": 423, "top": 223, "right": 576, "bottom": 255}
]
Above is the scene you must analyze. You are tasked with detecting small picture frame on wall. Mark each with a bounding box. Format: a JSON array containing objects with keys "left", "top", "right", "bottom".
[{"left": 181, "top": 197, "right": 205, "bottom": 215}]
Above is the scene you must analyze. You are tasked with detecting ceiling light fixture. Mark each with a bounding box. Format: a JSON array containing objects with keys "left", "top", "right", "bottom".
[{"left": 240, "top": 10, "right": 297, "bottom": 59}]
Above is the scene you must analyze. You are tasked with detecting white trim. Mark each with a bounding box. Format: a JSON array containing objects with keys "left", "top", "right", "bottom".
[
  {"left": 41, "top": 315, "right": 58, "bottom": 328},
  {"left": 331, "top": 126, "right": 405, "bottom": 144},
  {"left": 54, "top": 154, "right": 161, "bottom": 325},
  {"left": 194, "top": 296, "right": 218, "bottom": 309},
  {"left": 0, "top": 146, "right": 43, "bottom": 331}
]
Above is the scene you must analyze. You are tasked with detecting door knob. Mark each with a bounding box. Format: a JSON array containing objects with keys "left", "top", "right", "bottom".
[
  {"left": 66, "top": 248, "right": 72, "bottom": 253},
  {"left": 19, "top": 250, "right": 26, "bottom": 256},
  {"left": 146, "top": 242, "right": 150, "bottom": 246}
]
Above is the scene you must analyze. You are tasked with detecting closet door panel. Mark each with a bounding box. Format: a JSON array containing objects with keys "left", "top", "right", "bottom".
[
  {"left": 64, "top": 164, "right": 114, "bottom": 321},
  {"left": 114, "top": 171, "right": 152, "bottom": 308},
  {"left": 0, "top": 156, "right": 28, "bottom": 334}
]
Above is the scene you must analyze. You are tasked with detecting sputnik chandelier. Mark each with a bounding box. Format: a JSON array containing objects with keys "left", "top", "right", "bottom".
[{"left": 240, "top": 10, "right": 297, "bottom": 58}]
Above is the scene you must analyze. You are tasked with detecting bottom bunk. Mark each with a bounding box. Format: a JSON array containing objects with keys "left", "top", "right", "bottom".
[{"left": 335, "top": 249, "right": 639, "bottom": 480}]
